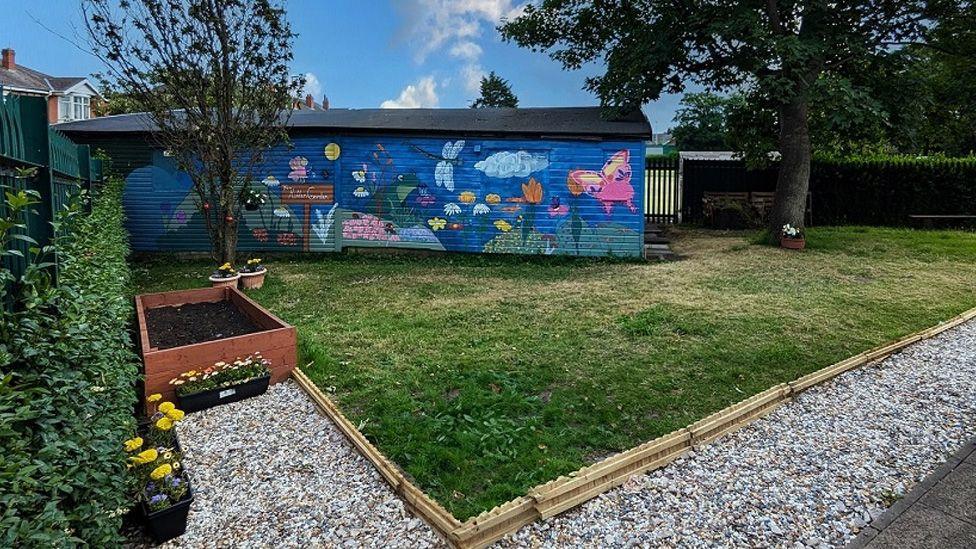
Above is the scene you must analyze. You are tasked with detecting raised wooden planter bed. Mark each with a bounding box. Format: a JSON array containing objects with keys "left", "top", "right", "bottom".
[{"left": 135, "top": 286, "right": 296, "bottom": 412}]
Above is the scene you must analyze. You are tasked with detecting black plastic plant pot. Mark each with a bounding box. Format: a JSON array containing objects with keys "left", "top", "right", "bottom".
[
  {"left": 142, "top": 484, "right": 194, "bottom": 544},
  {"left": 176, "top": 374, "right": 271, "bottom": 414}
]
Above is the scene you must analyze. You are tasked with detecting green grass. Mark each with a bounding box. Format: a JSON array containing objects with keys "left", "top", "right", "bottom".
[{"left": 132, "top": 227, "right": 976, "bottom": 519}]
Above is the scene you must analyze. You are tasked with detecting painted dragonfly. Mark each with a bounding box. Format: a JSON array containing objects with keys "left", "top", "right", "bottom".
[{"left": 410, "top": 140, "right": 465, "bottom": 191}]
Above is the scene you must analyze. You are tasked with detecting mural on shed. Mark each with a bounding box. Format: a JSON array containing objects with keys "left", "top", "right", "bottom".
[{"left": 124, "top": 135, "right": 644, "bottom": 257}]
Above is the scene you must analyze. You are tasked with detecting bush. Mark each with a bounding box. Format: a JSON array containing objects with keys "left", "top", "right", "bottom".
[{"left": 0, "top": 175, "right": 138, "bottom": 546}]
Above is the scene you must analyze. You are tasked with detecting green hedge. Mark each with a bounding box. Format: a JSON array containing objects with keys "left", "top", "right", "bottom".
[
  {"left": 0, "top": 176, "right": 138, "bottom": 546},
  {"left": 811, "top": 156, "right": 976, "bottom": 226}
]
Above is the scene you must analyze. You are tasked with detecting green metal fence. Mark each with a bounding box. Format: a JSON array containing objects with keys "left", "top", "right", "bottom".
[{"left": 0, "top": 88, "right": 104, "bottom": 283}]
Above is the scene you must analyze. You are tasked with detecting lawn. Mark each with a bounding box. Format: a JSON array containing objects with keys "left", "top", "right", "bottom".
[{"left": 133, "top": 227, "right": 976, "bottom": 520}]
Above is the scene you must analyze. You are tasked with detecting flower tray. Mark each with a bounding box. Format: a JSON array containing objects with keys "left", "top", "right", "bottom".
[
  {"left": 141, "top": 480, "right": 194, "bottom": 544},
  {"left": 135, "top": 286, "right": 296, "bottom": 414},
  {"left": 176, "top": 374, "right": 271, "bottom": 414}
]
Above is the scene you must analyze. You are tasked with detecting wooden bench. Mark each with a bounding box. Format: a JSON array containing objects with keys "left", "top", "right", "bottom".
[
  {"left": 908, "top": 214, "right": 976, "bottom": 228},
  {"left": 703, "top": 191, "right": 812, "bottom": 225}
]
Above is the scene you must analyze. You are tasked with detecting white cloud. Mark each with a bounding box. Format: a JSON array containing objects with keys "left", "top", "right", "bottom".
[
  {"left": 301, "top": 72, "right": 323, "bottom": 99},
  {"left": 450, "top": 41, "right": 483, "bottom": 61},
  {"left": 380, "top": 76, "right": 440, "bottom": 109},
  {"left": 475, "top": 150, "right": 549, "bottom": 178},
  {"left": 461, "top": 63, "right": 485, "bottom": 94}
]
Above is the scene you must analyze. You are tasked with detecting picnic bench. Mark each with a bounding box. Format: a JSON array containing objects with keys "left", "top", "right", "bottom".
[
  {"left": 703, "top": 191, "right": 812, "bottom": 227},
  {"left": 908, "top": 214, "right": 976, "bottom": 228}
]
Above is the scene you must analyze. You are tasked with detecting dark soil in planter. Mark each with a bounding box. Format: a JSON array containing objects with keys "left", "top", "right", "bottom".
[{"left": 146, "top": 301, "right": 261, "bottom": 350}]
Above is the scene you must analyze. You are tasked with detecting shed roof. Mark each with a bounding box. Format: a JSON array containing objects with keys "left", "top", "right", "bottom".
[{"left": 54, "top": 107, "right": 652, "bottom": 139}]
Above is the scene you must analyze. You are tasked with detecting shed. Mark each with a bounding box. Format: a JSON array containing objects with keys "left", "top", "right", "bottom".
[{"left": 57, "top": 107, "right": 651, "bottom": 258}]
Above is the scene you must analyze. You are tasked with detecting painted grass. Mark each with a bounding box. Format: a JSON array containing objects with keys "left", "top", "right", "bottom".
[{"left": 132, "top": 227, "right": 976, "bottom": 519}]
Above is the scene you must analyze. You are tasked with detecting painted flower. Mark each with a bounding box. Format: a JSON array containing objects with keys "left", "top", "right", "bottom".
[
  {"left": 494, "top": 220, "right": 512, "bottom": 232},
  {"left": 158, "top": 402, "right": 175, "bottom": 414},
  {"left": 443, "top": 203, "right": 462, "bottom": 216},
  {"left": 262, "top": 176, "right": 280, "bottom": 188},
  {"left": 174, "top": 210, "right": 187, "bottom": 224},
  {"left": 427, "top": 217, "right": 447, "bottom": 231},
  {"left": 521, "top": 177, "right": 543, "bottom": 205},
  {"left": 273, "top": 206, "right": 291, "bottom": 218},
  {"left": 252, "top": 228, "right": 269, "bottom": 242},
  {"left": 353, "top": 186, "right": 370, "bottom": 198},
  {"left": 277, "top": 232, "right": 298, "bottom": 246},
  {"left": 449, "top": 222, "right": 464, "bottom": 230},
  {"left": 458, "top": 191, "right": 476, "bottom": 204},
  {"left": 548, "top": 197, "right": 569, "bottom": 217},
  {"left": 485, "top": 193, "right": 501, "bottom": 205},
  {"left": 150, "top": 464, "right": 173, "bottom": 480},
  {"left": 473, "top": 203, "right": 490, "bottom": 216},
  {"left": 155, "top": 417, "right": 174, "bottom": 431},
  {"left": 416, "top": 194, "right": 436, "bottom": 207},
  {"left": 124, "top": 437, "right": 143, "bottom": 452}
]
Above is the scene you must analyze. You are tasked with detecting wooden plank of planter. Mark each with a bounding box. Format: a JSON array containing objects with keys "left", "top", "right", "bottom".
[
  {"left": 451, "top": 497, "right": 538, "bottom": 549},
  {"left": 688, "top": 384, "right": 790, "bottom": 446},
  {"left": 291, "top": 368, "right": 463, "bottom": 544}
]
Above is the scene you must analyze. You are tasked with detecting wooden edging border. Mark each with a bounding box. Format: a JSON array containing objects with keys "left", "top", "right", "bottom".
[{"left": 292, "top": 305, "right": 976, "bottom": 549}]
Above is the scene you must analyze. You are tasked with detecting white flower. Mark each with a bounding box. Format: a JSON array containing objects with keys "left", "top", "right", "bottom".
[
  {"left": 444, "top": 202, "right": 462, "bottom": 216},
  {"left": 353, "top": 186, "right": 370, "bottom": 198},
  {"left": 262, "top": 176, "right": 280, "bottom": 188},
  {"left": 473, "top": 203, "right": 490, "bottom": 216},
  {"left": 89, "top": 385, "right": 105, "bottom": 393}
]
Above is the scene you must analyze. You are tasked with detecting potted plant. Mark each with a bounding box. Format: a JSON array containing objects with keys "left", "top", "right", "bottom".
[
  {"left": 208, "top": 262, "right": 240, "bottom": 288},
  {"left": 243, "top": 187, "right": 267, "bottom": 211},
  {"left": 239, "top": 257, "right": 267, "bottom": 290},
  {"left": 780, "top": 223, "right": 806, "bottom": 250},
  {"left": 169, "top": 353, "right": 272, "bottom": 413},
  {"left": 126, "top": 399, "right": 192, "bottom": 544}
]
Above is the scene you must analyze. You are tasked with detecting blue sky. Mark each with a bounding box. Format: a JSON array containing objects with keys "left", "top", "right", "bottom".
[{"left": 0, "top": 0, "right": 686, "bottom": 132}]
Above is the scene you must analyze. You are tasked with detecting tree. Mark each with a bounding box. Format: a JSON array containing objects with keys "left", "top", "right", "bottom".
[
  {"left": 83, "top": 0, "right": 302, "bottom": 264},
  {"left": 500, "top": 1, "right": 958, "bottom": 232},
  {"left": 670, "top": 92, "right": 733, "bottom": 151},
  {"left": 470, "top": 71, "right": 519, "bottom": 108}
]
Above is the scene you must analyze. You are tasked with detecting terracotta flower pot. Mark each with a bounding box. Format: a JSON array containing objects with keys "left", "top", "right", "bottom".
[
  {"left": 239, "top": 269, "right": 266, "bottom": 290},
  {"left": 780, "top": 236, "right": 806, "bottom": 250},
  {"left": 208, "top": 273, "right": 240, "bottom": 288}
]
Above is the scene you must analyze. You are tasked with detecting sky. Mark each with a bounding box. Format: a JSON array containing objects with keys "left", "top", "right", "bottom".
[{"left": 0, "top": 0, "right": 686, "bottom": 132}]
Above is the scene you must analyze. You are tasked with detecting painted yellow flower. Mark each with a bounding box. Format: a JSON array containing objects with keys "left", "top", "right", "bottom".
[
  {"left": 165, "top": 409, "right": 185, "bottom": 422},
  {"left": 124, "top": 437, "right": 143, "bottom": 452},
  {"left": 427, "top": 217, "right": 447, "bottom": 231},
  {"left": 494, "top": 220, "right": 512, "bottom": 232},
  {"left": 131, "top": 448, "right": 158, "bottom": 464},
  {"left": 485, "top": 193, "right": 501, "bottom": 205},
  {"left": 458, "top": 191, "right": 476, "bottom": 204},
  {"left": 158, "top": 402, "right": 175, "bottom": 414},
  {"left": 155, "top": 417, "right": 174, "bottom": 431},
  {"left": 150, "top": 464, "right": 173, "bottom": 480},
  {"left": 147, "top": 394, "right": 162, "bottom": 403}
]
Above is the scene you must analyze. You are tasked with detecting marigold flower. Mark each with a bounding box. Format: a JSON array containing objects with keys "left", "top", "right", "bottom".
[
  {"left": 158, "top": 402, "right": 175, "bottom": 414},
  {"left": 147, "top": 394, "right": 162, "bottom": 403},
  {"left": 155, "top": 417, "right": 174, "bottom": 431},
  {"left": 133, "top": 448, "right": 158, "bottom": 464},
  {"left": 124, "top": 437, "right": 143, "bottom": 452},
  {"left": 166, "top": 409, "right": 185, "bottom": 422},
  {"left": 150, "top": 464, "right": 173, "bottom": 480}
]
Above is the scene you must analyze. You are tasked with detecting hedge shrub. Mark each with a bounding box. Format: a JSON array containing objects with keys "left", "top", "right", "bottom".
[{"left": 0, "top": 175, "right": 138, "bottom": 547}]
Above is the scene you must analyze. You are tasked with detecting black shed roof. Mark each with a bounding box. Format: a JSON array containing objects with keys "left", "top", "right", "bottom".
[{"left": 55, "top": 107, "right": 652, "bottom": 139}]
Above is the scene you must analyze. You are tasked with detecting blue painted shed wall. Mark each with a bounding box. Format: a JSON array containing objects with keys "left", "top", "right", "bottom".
[{"left": 122, "top": 133, "right": 645, "bottom": 258}]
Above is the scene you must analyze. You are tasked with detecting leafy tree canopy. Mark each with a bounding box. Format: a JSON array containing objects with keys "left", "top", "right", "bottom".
[
  {"left": 669, "top": 92, "right": 734, "bottom": 151},
  {"left": 471, "top": 71, "right": 519, "bottom": 108}
]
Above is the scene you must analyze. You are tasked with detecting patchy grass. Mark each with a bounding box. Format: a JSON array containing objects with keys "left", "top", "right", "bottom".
[{"left": 132, "top": 227, "right": 976, "bottom": 519}]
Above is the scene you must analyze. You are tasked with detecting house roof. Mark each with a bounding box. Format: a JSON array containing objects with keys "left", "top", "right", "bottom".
[
  {"left": 54, "top": 107, "right": 652, "bottom": 139},
  {"left": 0, "top": 64, "right": 90, "bottom": 94}
]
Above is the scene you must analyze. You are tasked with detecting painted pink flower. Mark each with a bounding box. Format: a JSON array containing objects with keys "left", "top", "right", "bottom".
[{"left": 548, "top": 197, "right": 568, "bottom": 217}]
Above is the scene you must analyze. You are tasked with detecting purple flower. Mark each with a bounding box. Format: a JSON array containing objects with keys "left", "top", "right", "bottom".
[
  {"left": 151, "top": 412, "right": 163, "bottom": 421},
  {"left": 175, "top": 210, "right": 187, "bottom": 223},
  {"left": 146, "top": 482, "right": 157, "bottom": 493},
  {"left": 171, "top": 477, "right": 182, "bottom": 487},
  {"left": 149, "top": 494, "right": 168, "bottom": 505}
]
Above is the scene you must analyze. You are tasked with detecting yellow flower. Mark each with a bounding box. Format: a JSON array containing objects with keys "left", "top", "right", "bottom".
[
  {"left": 132, "top": 448, "right": 158, "bottom": 464},
  {"left": 458, "top": 191, "right": 476, "bottom": 204},
  {"left": 150, "top": 464, "right": 173, "bottom": 480},
  {"left": 485, "top": 193, "right": 501, "bottom": 205},
  {"left": 158, "top": 402, "right": 175, "bottom": 414},
  {"left": 123, "top": 437, "right": 143, "bottom": 452},
  {"left": 155, "top": 417, "right": 174, "bottom": 431},
  {"left": 147, "top": 394, "right": 162, "bottom": 403},
  {"left": 493, "top": 220, "right": 512, "bottom": 232},
  {"left": 427, "top": 217, "right": 447, "bottom": 231},
  {"left": 166, "top": 408, "right": 185, "bottom": 422}
]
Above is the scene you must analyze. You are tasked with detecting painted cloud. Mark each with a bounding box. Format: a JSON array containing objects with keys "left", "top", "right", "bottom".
[{"left": 474, "top": 151, "right": 549, "bottom": 179}]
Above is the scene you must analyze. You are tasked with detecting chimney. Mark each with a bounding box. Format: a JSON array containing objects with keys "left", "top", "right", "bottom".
[
  {"left": 305, "top": 93, "right": 314, "bottom": 108},
  {"left": 1, "top": 49, "right": 14, "bottom": 70},
  {"left": 322, "top": 95, "right": 329, "bottom": 110}
]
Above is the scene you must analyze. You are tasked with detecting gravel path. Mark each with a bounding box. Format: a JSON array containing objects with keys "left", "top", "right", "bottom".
[
  {"left": 164, "top": 381, "right": 443, "bottom": 548},
  {"left": 499, "top": 319, "right": 976, "bottom": 548}
]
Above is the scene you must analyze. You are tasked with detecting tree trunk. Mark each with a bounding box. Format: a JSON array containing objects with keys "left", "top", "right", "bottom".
[
  {"left": 221, "top": 214, "right": 238, "bottom": 265},
  {"left": 769, "top": 98, "right": 812, "bottom": 235}
]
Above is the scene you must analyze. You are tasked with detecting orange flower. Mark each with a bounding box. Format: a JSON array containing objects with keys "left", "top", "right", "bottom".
[
  {"left": 521, "top": 178, "right": 543, "bottom": 205},
  {"left": 567, "top": 173, "right": 584, "bottom": 196}
]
